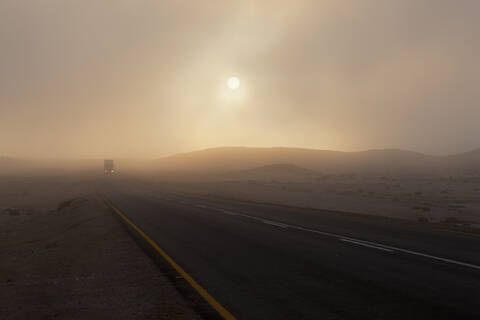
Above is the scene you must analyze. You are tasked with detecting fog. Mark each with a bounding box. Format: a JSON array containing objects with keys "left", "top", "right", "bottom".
[{"left": 1, "top": 0, "right": 480, "bottom": 158}]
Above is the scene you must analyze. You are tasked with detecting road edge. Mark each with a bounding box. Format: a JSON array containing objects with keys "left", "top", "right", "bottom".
[{"left": 99, "top": 194, "right": 237, "bottom": 320}]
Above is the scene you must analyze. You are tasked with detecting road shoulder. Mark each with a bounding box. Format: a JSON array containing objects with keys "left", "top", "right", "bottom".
[{"left": 0, "top": 194, "right": 202, "bottom": 320}]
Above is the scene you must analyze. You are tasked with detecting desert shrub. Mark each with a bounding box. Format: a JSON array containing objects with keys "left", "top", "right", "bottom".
[
  {"left": 448, "top": 204, "right": 466, "bottom": 210},
  {"left": 443, "top": 217, "right": 461, "bottom": 224},
  {"left": 412, "top": 205, "right": 431, "bottom": 212},
  {"left": 3, "top": 208, "right": 21, "bottom": 216}
]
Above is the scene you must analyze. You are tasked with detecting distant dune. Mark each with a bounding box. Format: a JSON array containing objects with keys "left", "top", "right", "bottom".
[
  {"left": 445, "top": 148, "right": 480, "bottom": 169},
  {"left": 148, "top": 146, "right": 465, "bottom": 174},
  {"left": 2, "top": 147, "right": 480, "bottom": 175},
  {"left": 235, "top": 163, "right": 318, "bottom": 175},
  {"left": 221, "top": 163, "right": 321, "bottom": 182}
]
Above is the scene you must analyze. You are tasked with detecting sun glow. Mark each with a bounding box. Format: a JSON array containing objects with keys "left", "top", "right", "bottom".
[
  {"left": 227, "top": 76, "right": 240, "bottom": 90},
  {"left": 219, "top": 75, "right": 247, "bottom": 106}
]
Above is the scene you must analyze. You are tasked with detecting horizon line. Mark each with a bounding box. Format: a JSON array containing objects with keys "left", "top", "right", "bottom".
[{"left": 1, "top": 145, "right": 479, "bottom": 160}]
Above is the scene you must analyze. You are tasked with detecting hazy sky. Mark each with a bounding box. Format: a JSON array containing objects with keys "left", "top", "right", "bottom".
[{"left": 1, "top": 0, "right": 480, "bottom": 158}]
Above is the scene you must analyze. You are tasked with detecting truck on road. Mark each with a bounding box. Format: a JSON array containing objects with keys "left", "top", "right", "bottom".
[{"left": 104, "top": 160, "right": 115, "bottom": 174}]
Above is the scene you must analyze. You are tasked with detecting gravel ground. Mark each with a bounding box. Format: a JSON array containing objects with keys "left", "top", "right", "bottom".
[{"left": 0, "top": 176, "right": 203, "bottom": 320}]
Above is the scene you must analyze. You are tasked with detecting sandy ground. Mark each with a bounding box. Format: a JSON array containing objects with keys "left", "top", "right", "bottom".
[
  {"left": 0, "top": 174, "right": 202, "bottom": 320},
  {"left": 1, "top": 169, "right": 478, "bottom": 319},
  {"left": 144, "top": 172, "right": 480, "bottom": 228}
]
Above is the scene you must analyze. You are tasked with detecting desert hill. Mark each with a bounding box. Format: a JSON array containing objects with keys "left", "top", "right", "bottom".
[
  {"left": 446, "top": 148, "right": 480, "bottom": 169},
  {"left": 222, "top": 163, "right": 321, "bottom": 182},
  {"left": 148, "top": 147, "right": 446, "bottom": 174},
  {"left": 2, "top": 147, "right": 480, "bottom": 175},
  {"left": 236, "top": 163, "right": 317, "bottom": 175}
]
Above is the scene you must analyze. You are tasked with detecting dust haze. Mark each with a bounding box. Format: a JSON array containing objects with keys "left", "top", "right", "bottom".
[
  {"left": 2, "top": 2, "right": 480, "bottom": 319},
  {"left": 2, "top": 1, "right": 480, "bottom": 158},
  {"left": 2, "top": 0, "right": 480, "bottom": 267}
]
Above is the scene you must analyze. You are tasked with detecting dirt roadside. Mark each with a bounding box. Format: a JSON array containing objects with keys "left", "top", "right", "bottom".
[{"left": 0, "top": 189, "right": 202, "bottom": 320}]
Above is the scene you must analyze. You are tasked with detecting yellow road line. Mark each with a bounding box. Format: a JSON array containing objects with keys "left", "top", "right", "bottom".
[{"left": 100, "top": 196, "right": 237, "bottom": 320}]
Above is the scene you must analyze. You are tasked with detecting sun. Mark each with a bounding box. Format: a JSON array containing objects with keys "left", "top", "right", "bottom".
[{"left": 227, "top": 76, "right": 240, "bottom": 90}]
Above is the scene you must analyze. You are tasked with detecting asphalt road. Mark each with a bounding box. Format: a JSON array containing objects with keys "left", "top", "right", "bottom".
[{"left": 102, "top": 179, "right": 480, "bottom": 320}]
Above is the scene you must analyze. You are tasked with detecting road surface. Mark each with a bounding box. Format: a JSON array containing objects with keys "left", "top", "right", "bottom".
[{"left": 102, "top": 179, "right": 480, "bottom": 319}]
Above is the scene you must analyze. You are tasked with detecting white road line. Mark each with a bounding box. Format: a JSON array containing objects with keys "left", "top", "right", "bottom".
[
  {"left": 279, "top": 220, "right": 480, "bottom": 270},
  {"left": 261, "top": 219, "right": 290, "bottom": 228},
  {"left": 340, "top": 239, "right": 394, "bottom": 252},
  {"left": 344, "top": 238, "right": 480, "bottom": 270},
  {"left": 221, "top": 209, "right": 239, "bottom": 216},
  {"left": 176, "top": 200, "right": 480, "bottom": 271}
]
